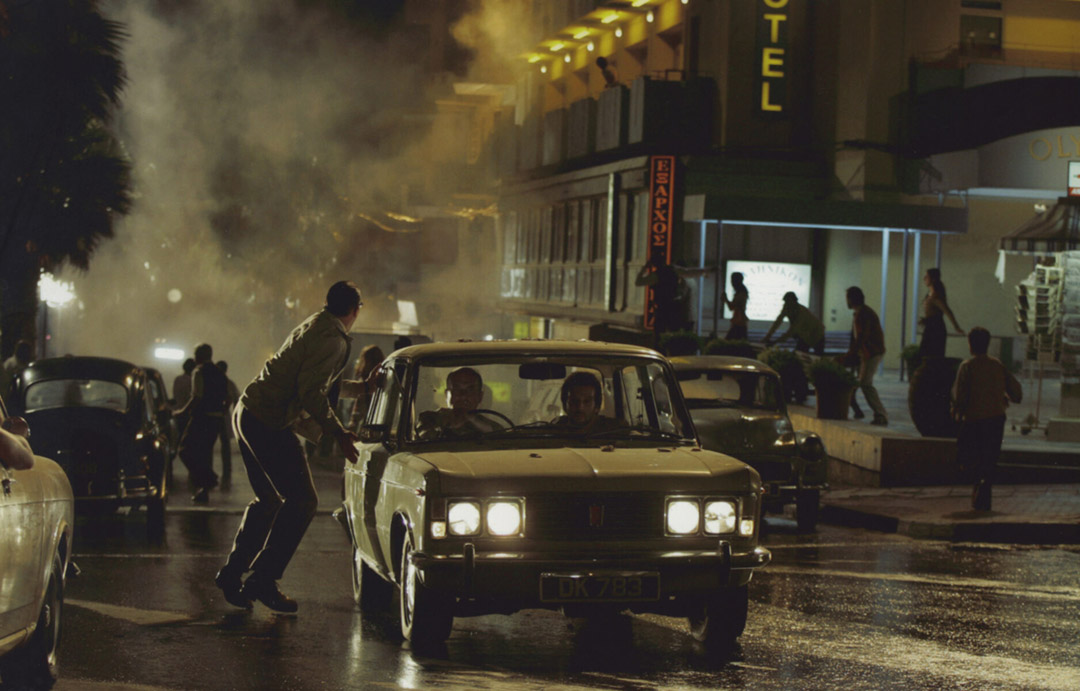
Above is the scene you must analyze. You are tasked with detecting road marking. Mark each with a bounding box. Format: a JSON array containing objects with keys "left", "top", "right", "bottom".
[
  {"left": 66, "top": 599, "right": 193, "bottom": 625},
  {"left": 763, "top": 565, "right": 1080, "bottom": 601}
]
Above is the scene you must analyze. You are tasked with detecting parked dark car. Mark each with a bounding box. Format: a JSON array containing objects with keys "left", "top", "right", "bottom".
[
  {"left": 669, "top": 355, "right": 827, "bottom": 532},
  {"left": 144, "top": 366, "right": 179, "bottom": 460},
  {"left": 10, "top": 357, "right": 171, "bottom": 538}
]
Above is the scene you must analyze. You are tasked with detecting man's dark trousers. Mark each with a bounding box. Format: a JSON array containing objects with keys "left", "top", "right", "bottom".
[
  {"left": 223, "top": 405, "right": 318, "bottom": 581},
  {"left": 956, "top": 414, "right": 1006, "bottom": 510}
]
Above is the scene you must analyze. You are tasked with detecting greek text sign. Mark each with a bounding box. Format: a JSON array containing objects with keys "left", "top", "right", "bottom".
[
  {"left": 724, "top": 260, "right": 811, "bottom": 321},
  {"left": 644, "top": 156, "right": 677, "bottom": 331}
]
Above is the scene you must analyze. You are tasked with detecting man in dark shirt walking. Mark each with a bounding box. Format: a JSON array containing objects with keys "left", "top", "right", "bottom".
[
  {"left": 215, "top": 281, "right": 363, "bottom": 613},
  {"left": 842, "top": 287, "right": 888, "bottom": 426},
  {"left": 175, "top": 343, "right": 229, "bottom": 503}
]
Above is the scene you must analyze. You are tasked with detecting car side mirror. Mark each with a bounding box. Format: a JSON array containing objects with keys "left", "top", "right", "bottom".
[{"left": 359, "top": 424, "right": 389, "bottom": 444}]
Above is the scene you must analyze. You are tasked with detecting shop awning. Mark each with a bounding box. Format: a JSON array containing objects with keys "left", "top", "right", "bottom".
[
  {"left": 999, "top": 197, "right": 1080, "bottom": 255},
  {"left": 683, "top": 194, "right": 968, "bottom": 234}
]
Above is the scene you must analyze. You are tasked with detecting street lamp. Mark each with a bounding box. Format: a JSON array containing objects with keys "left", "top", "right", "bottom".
[{"left": 38, "top": 271, "right": 76, "bottom": 359}]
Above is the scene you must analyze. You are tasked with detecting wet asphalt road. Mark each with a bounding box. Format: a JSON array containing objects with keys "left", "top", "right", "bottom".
[{"left": 38, "top": 504, "right": 1080, "bottom": 691}]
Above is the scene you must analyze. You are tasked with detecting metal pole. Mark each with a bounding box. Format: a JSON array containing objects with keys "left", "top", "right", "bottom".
[
  {"left": 713, "top": 221, "right": 724, "bottom": 336},
  {"left": 880, "top": 229, "right": 890, "bottom": 376},
  {"left": 911, "top": 231, "right": 922, "bottom": 347},
  {"left": 900, "top": 230, "right": 910, "bottom": 359},
  {"left": 697, "top": 220, "right": 707, "bottom": 337},
  {"left": 935, "top": 230, "right": 943, "bottom": 269}
]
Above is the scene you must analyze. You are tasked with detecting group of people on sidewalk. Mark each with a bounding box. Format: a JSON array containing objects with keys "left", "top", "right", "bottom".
[
  {"left": 171, "top": 347, "right": 239, "bottom": 503},
  {"left": 722, "top": 268, "right": 1022, "bottom": 510}
]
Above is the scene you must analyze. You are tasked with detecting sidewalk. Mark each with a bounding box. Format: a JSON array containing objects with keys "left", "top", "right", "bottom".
[{"left": 806, "top": 367, "right": 1080, "bottom": 544}]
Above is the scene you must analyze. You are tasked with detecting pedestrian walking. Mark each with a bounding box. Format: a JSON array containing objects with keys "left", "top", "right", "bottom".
[
  {"left": 215, "top": 281, "right": 365, "bottom": 613},
  {"left": 841, "top": 286, "right": 888, "bottom": 426},
  {"left": 175, "top": 344, "right": 229, "bottom": 503},
  {"left": 723, "top": 272, "right": 749, "bottom": 341},
  {"left": 216, "top": 360, "right": 240, "bottom": 490},
  {"left": 919, "top": 268, "right": 964, "bottom": 359},
  {"left": 952, "top": 327, "right": 1022, "bottom": 511},
  {"left": 172, "top": 358, "right": 195, "bottom": 434}
]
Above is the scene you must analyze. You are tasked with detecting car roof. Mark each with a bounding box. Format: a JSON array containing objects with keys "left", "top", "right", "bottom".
[
  {"left": 667, "top": 354, "right": 779, "bottom": 377},
  {"left": 19, "top": 356, "right": 143, "bottom": 385},
  {"left": 389, "top": 339, "right": 665, "bottom": 361}
]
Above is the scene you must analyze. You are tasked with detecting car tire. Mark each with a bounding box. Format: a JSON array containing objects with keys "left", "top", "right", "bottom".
[
  {"left": 688, "top": 584, "right": 748, "bottom": 648},
  {"left": 399, "top": 531, "right": 453, "bottom": 644},
  {"left": 351, "top": 541, "right": 393, "bottom": 614},
  {"left": 0, "top": 551, "right": 63, "bottom": 687},
  {"left": 795, "top": 489, "right": 820, "bottom": 533}
]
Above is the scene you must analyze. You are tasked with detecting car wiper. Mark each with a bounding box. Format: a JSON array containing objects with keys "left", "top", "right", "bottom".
[{"left": 586, "top": 424, "right": 688, "bottom": 441}]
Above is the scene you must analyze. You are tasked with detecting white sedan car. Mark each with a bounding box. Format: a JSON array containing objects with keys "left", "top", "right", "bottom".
[{"left": 0, "top": 395, "right": 74, "bottom": 689}]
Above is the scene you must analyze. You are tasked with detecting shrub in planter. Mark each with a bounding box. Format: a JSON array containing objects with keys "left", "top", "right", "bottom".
[
  {"left": 902, "top": 343, "right": 923, "bottom": 377},
  {"left": 807, "top": 358, "right": 859, "bottom": 419},
  {"left": 659, "top": 330, "right": 702, "bottom": 356},
  {"left": 760, "top": 347, "right": 810, "bottom": 404},
  {"left": 702, "top": 338, "right": 756, "bottom": 358}
]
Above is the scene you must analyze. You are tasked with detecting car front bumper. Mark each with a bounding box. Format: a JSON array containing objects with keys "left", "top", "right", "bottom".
[{"left": 411, "top": 541, "right": 771, "bottom": 614}]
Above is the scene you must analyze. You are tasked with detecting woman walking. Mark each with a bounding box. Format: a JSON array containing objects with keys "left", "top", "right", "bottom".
[
  {"left": 724, "top": 272, "right": 749, "bottom": 341},
  {"left": 919, "top": 268, "right": 964, "bottom": 359}
]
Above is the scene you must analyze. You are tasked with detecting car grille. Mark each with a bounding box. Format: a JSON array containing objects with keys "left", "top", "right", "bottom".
[{"left": 525, "top": 493, "right": 663, "bottom": 540}]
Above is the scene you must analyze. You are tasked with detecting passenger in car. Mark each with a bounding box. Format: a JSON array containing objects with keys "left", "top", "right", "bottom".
[
  {"left": 416, "top": 367, "right": 503, "bottom": 439},
  {"left": 554, "top": 372, "right": 623, "bottom": 434}
]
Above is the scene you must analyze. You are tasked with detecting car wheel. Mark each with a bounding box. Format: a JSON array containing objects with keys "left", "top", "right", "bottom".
[
  {"left": 0, "top": 551, "right": 63, "bottom": 687},
  {"left": 399, "top": 531, "right": 453, "bottom": 644},
  {"left": 688, "top": 585, "right": 748, "bottom": 648},
  {"left": 795, "top": 489, "right": 820, "bottom": 533},
  {"left": 351, "top": 541, "right": 393, "bottom": 614}
]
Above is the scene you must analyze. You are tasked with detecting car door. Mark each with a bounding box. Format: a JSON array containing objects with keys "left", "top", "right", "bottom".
[
  {"left": 0, "top": 411, "right": 46, "bottom": 640},
  {"left": 349, "top": 360, "right": 405, "bottom": 575}
]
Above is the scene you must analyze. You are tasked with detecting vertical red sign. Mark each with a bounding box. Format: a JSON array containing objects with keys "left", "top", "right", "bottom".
[{"left": 643, "top": 155, "right": 676, "bottom": 331}]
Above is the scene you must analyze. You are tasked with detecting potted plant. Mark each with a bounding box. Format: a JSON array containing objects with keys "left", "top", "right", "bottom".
[
  {"left": 807, "top": 358, "right": 859, "bottom": 419},
  {"left": 760, "top": 347, "right": 810, "bottom": 404},
  {"left": 702, "top": 338, "right": 756, "bottom": 358},
  {"left": 659, "top": 329, "right": 702, "bottom": 356}
]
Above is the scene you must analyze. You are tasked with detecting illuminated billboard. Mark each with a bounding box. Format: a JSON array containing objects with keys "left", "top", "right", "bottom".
[{"left": 724, "top": 261, "right": 811, "bottom": 321}]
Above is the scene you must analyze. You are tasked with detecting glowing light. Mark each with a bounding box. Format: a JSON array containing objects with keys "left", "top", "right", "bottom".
[
  {"left": 167, "top": 288, "right": 182, "bottom": 303},
  {"left": 587, "top": 41, "right": 595, "bottom": 51},
  {"left": 646, "top": 10, "right": 655, "bottom": 22},
  {"left": 602, "top": 13, "right": 619, "bottom": 24},
  {"left": 483, "top": 334, "right": 495, "bottom": 342},
  {"left": 573, "top": 29, "right": 589, "bottom": 39},
  {"left": 615, "top": 27, "right": 623, "bottom": 37},
  {"left": 540, "top": 65, "right": 548, "bottom": 74},
  {"left": 285, "top": 296, "right": 297, "bottom": 309},
  {"left": 632, "top": 0, "right": 650, "bottom": 6},
  {"left": 682, "top": 0, "right": 689, "bottom": 4},
  {"left": 154, "top": 347, "right": 185, "bottom": 361},
  {"left": 528, "top": 55, "right": 541, "bottom": 64},
  {"left": 550, "top": 42, "right": 565, "bottom": 52},
  {"left": 38, "top": 271, "right": 75, "bottom": 308},
  {"left": 564, "top": 53, "right": 571, "bottom": 63}
]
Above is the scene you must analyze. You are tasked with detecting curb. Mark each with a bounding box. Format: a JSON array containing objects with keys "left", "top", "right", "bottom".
[{"left": 821, "top": 503, "right": 1080, "bottom": 544}]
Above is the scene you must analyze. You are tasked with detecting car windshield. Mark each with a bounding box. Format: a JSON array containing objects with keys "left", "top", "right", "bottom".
[
  {"left": 676, "top": 369, "right": 783, "bottom": 413},
  {"left": 397, "top": 354, "right": 695, "bottom": 445},
  {"left": 23, "top": 379, "right": 129, "bottom": 413}
]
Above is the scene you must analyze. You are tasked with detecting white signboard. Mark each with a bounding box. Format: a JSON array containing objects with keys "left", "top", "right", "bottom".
[
  {"left": 1069, "top": 160, "right": 1080, "bottom": 197},
  {"left": 724, "top": 261, "right": 812, "bottom": 322}
]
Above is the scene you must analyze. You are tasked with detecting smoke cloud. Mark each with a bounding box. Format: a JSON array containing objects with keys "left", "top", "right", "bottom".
[{"left": 53, "top": 0, "right": 503, "bottom": 385}]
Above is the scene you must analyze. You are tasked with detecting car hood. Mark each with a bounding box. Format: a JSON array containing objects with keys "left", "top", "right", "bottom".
[
  {"left": 691, "top": 408, "right": 795, "bottom": 457},
  {"left": 412, "top": 445, "right": 758, "bottom": 494}
]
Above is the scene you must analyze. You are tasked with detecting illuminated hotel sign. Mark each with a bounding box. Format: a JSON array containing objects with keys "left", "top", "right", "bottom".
[
  {"left": 644, "top": 155, "right": 677, "bottom": 331},
  {"left": 724, "top": 260, "right": 811, "bottom": 321},
  {"left": 756, "top": 0, "right": 789, "bottom": 116}
]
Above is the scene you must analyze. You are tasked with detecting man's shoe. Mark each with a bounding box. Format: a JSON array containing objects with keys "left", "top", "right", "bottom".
[
  {"left": 242, "top": 577, "right": 298, "bottom": 613},
  {"left": 192, "top": 487, "right": 210, "bottom": 504},
  {"left": 870, "top": 416, "right": 888, "bottom": 426},
  {"left": 215, "top": 568, "right": 252, "bottom": 609},
  {"left": 852, "top": 408, "right": 866, "bottom": 419}
]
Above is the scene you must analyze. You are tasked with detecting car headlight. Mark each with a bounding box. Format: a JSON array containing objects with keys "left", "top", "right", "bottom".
[
  {"left": 704, "top": 500, "right": 737, "bottom": 534},
  {"left": 448, "top": 501, "right": 481, "bottom": 536},
  {"left": 486, "top": 500, "right": 523, "bottom": 536},
  {"left": 666, "top": 499, "right": 700, "bottom": 535}
]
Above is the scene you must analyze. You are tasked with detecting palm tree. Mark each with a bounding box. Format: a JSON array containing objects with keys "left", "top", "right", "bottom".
[{"left": 0, "top": 0, "right": 132, "bottom": 358}]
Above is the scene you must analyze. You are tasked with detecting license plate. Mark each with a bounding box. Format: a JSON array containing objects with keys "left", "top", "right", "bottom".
[{"left": 540, "top": 572, "right": 660, "bottom": 602}]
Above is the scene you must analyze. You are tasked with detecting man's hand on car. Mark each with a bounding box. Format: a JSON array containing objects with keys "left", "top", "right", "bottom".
[{"left": 337, "top": 428, "right": 361, "bottom": 464}]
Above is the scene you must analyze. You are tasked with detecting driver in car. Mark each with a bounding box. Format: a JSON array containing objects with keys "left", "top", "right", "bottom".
[
  {"left": 417, "top": 367, "right": 503, "bottom": 439},
  {"left": 554, "top": 372, "right": 623, "bottom": 435}
]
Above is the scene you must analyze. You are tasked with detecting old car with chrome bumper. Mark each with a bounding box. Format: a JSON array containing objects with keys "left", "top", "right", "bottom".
[
  {"left": 670, "top": 355, "right": 828, "bottom": 531},
  {"left": 10, "top": 357, "right": 171, "bottom": 538},
  {"left": 341, "top": 340, "right": 770, "bottom": 646}
]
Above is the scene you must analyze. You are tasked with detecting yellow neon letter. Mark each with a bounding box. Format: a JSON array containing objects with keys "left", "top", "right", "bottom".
[
  {"left": 761, "top": 82, "right": 782, "bottom": 112},
  {"left": 764, "top": 0, "right": 789, "bottom": 7},
  {"left": 762, "top": 47, "right": 785, "bottom": 77},
  {"left": 763, "top": 13, "right": 787, "bottom": 43}
]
